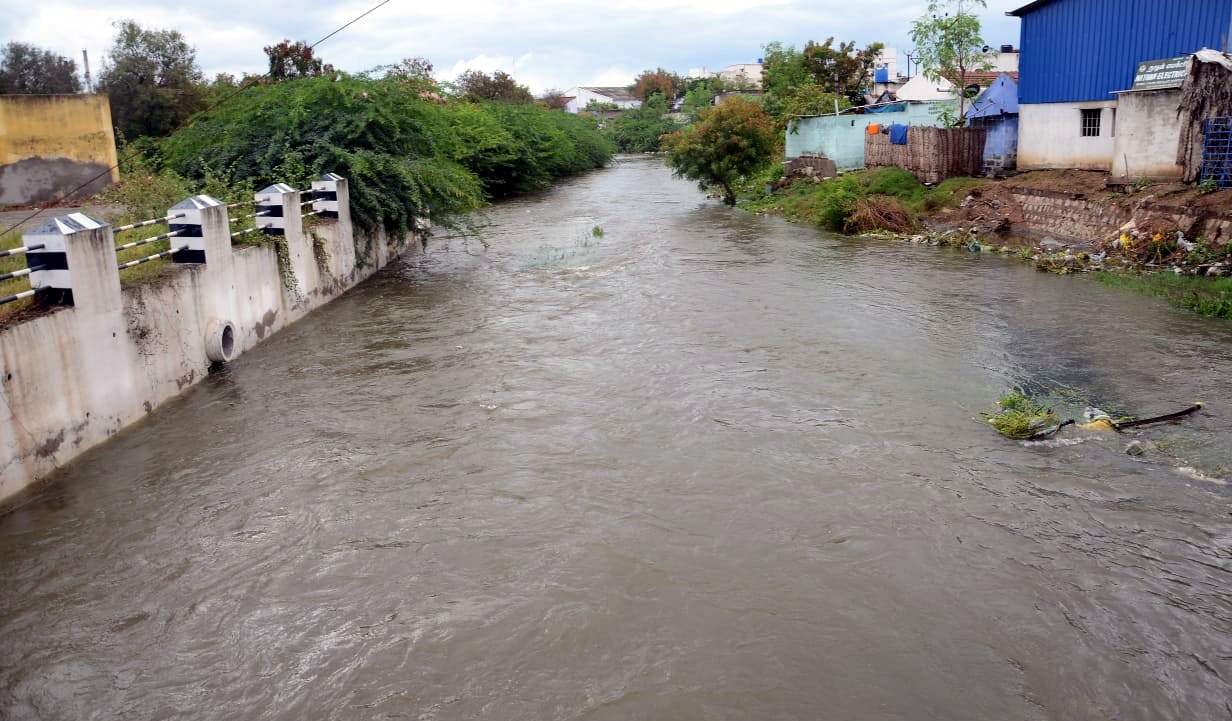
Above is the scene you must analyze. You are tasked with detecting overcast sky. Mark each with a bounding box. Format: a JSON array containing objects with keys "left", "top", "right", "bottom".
[{"left": 2, "top": 0, "right": 1027, "bottom": 94}]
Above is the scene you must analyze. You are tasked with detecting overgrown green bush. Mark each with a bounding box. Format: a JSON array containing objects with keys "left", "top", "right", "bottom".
[
  {"left": 605, "top": 94, "right": 678, "bottom": 153},
  {"left": 743, "top": 168, "right": 989, "bottom": 232},
  {"left": 158, "top": 76, "right": 612, "bottom": 237}
]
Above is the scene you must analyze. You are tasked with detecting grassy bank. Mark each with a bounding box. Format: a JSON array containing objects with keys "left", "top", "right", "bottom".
[
  {"left": 741, "top": 167, "right": 1232, "bottom": 320},
  {"left": 741, "top": 167, "right": 986, "bottom": 232},
  {"left": 1096, "top": 271, "right": 1232, "bottom": 318}
]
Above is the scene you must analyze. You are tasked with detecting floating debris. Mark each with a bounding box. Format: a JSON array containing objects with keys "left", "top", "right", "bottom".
[
  {"left": 984, "top": 391, "right": 1059, "bottom": 440},
  {"left": 992, "top": 397, "right": 1204, "bottom": 441}
]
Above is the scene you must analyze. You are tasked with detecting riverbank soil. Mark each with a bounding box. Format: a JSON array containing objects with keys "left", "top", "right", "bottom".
[
  {"left": 752, "top": 167, "right": 1232, "bottom": 316},
  {"left": 924, "top": 170, "right": 1232, "bottom": 247}
]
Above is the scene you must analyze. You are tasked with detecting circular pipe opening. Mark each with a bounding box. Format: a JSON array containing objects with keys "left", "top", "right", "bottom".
[
  {"left": 205, "top": 319, "right": 238, "bottom": 363},
  {"left": 220, "top": 323, "right": 235, "bottom": 359}
]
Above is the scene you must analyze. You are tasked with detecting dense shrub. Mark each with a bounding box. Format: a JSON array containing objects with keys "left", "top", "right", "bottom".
[
  {"left": 606, "top": 94, "right": 678, "bottom": 153},
  {"left": 159, "top": 76, "right": 612, "bottom": 236},
  {"left": 662, "top": 97, "right": 777, "bottom": 205}
]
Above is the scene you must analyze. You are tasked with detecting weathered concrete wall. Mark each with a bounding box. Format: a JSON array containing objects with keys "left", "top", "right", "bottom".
[
  {"left": 0, "top": 94, "right": 120, "bottom": 206},
  {"left": 0, "top": 183, "right": 419, "bottom": 507},
  {"left": 1018, "top": 102, "right": 1116, "bottom": 170},
  {"left": 786, "top": 102, "right": 945, "bottom": 170},
  {"left": 1110, "top": 89, "right": 1184, "bottom": 181}
]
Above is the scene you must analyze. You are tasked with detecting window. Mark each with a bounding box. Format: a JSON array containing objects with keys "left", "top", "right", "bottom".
[{"left": 1081, "top": 109, "right": 1101, "bottom": 137}]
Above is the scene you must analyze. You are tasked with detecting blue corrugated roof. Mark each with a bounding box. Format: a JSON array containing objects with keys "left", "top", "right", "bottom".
[
  {"left": 1015, "top": 0, "right": 1232, "bottom": 104},
  {"left": 967, "top": 74, "right": 1019, "bottom": 119},
  {"left": 1008, "top": 0, "right": 1060, "bottom": 16}
]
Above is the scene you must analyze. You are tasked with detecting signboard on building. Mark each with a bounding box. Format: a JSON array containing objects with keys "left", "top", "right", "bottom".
[{"left": 1131, "top": 56, "right": 1191, "bottom": 90}]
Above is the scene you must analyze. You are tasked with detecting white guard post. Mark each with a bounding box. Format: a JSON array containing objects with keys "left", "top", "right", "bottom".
[
  {"left": 26, "top": 213, "right": 112, "bottom": 307},
  {"left": 310, "top": 173, "right": 343, "bottom": 219},
  {"left": 255, "top": 183, "right": 299, "bottom": 235},
  {"left": 168, "top": 195, "right": 226, "bottom": 264}
]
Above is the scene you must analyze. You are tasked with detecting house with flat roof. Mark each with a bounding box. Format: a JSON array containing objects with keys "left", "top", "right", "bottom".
[{"left": 1009, "top": 0, "right": 1232, "bottom": 170}]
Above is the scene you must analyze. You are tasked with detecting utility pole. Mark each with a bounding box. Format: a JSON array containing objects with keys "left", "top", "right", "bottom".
[{"left": 82, "top": 49, "right": 92, "bottom": 93}]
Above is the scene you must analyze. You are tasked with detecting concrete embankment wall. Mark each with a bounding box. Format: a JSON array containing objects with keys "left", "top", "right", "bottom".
[{"left": 0, "top": 181, "right": 419, "bottom": 507}]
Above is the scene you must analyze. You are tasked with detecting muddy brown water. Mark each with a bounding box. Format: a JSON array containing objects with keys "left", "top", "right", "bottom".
[{"left": 2, "top": 157, "right": 1230, "bottom": 720}]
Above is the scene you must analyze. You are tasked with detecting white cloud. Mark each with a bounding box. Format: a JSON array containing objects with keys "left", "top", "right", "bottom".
[{"left": 0, "top": 0, "right": 1026, "bottom": 94}]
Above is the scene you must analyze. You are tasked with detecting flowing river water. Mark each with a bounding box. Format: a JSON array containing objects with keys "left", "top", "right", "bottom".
[{"left": 1, "top": 157, "right": 1230, "bottom": 720}]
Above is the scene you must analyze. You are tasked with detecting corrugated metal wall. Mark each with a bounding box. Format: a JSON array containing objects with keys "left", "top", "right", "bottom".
[{"left": 1017, "top": 0, "right": 1232, "bottom": 104}]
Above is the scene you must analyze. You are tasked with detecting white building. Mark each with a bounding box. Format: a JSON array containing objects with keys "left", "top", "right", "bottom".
[
  {"left": 563, "top": 87, "right": 642, "bottom": 114},
  {"left": 895, "top": 74, "right": 955, "bottom": 102},
  {"left": 687, "top": 63, "right": 764, "bottom": 89}
]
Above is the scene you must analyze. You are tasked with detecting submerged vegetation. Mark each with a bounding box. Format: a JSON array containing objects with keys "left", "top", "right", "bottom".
[{"left": 984, "top": 391, "right": 1059, "bottom": 440}]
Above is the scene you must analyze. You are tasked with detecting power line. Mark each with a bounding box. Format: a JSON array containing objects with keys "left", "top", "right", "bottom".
[
  {"left": 310, "top": 0, "right": 391, "bottom": 49},
  {"left": 0, "top": 0, "right": 392, "bottom": 241}
]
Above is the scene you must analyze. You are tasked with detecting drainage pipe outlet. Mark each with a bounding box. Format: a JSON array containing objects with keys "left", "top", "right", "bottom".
[{"left": 204, "top": 319, "right": 237, "bottom": 363}]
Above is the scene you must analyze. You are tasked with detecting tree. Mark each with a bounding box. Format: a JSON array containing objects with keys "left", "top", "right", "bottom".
[
  {"left": 681, "top": 78, "right": 723, "bottom": 119},
  {"left": 537, "top": 88, "right": 569, "bottom": 110},
  {"left": 630, "top": 67, "right": 681, "bottom": 103},
  {"left": 98, "top": 20, "right": 204, "bottom": 140},
  {"left": 198, "top": 71, "right": 244, "bottom": 106},
  {"left": 384, "top": 57, "right": 435, "bottom": 88},
  {"left": 584, "top": 98, "right": 618, "bottom": 112},
  {"left": 801, "top": 37, "right": 884, "bottom": 105},
  {"left": 662, "top": 97, "right": 777, "bottom": 205},
  {"left": 607, "top": 93, "right": 677, "bottom": 153},
  {"left": 777, "top": 83, "right": 850, "bottom": 125},
  {"left": 265, "top": 40, "right": 333, "bottom": 81},
  {"left": 454, "top": 69, "right": 533, "bottom": 103},
  {"left": 762, "top": 38, "right": 883, "bottom": 120},
  {"left": 910, "top": 0, "right": 994, "bottom": 125},
  {"left": 0, "top": 42, "right": 81, "bottom": 94}
]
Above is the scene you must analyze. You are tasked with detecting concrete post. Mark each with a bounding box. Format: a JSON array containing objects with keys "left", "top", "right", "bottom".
[
  {"left": 26, "top": 214, "right": 134, "bottom": 420},
  {"left": 310, "top": 173, "right": 343, "bottom": 219},
  {"left": 168, "top": 195, "right": 231, "bottom": 274},
  {"left": 311, "top": 174, "right": 356, "bottom": 272},
  {"left": 26, "top": 213, "right": 118, "bottom": 310},
  {"left": 169, "top": 195, "right": 238, "bottom": 363},
  {"left": 256, "top": 183, "right": 312, "bottom": 297}
]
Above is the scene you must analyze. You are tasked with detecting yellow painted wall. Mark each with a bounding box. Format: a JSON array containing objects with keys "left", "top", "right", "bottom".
[
  {"left": 0, "top": 95, "right": 119, "bottom": 204},
  {"left": 0, "top": 94, "right": 118, "bottom": 173}
]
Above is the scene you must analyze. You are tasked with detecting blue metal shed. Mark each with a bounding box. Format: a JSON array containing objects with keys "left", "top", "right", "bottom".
[
  {"left": 966, "top": 74, "right": 1019, "bottom": 174},
  {"left": 1010, "top": 0, "right": 1232, "bottom": 104}
]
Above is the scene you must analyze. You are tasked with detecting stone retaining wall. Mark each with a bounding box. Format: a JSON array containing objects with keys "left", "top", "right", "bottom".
[
  {"left": 1008, "top": 187, "right": 1132, "bottom": 240},
  {"left": 1008, "top": 186, "right": 1232, "bottom": 242}
]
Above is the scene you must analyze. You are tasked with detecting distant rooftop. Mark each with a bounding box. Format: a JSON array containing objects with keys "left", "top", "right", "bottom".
[{"left": 582, "top": 87, "right": 639, "bottom": 102}]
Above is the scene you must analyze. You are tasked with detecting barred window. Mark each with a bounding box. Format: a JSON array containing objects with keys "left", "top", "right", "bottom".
[{"left": 1081, "top": 109, "right": 1101, "bottom": 137}]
